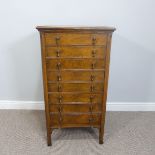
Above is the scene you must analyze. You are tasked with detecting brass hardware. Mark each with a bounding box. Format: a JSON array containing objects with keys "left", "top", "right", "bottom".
[
  {"left": 89, "top": 117, "right": 94, "bottom": 123},
  {"left": 92, "top": 49, "right": 96, "bottom": 57},
  {"left": 57, "top": 75, "right": 61, "bottom": 81},
  {"left": 59, "top": 95, "right": 63, "bottom": 99},
  {"left": 57, "top": 62, "right": 61, "bottom": 70},
  {"left": 55, "top": 36, "right": 60, "bottom": 45},
  {"left": 59, "top": 114, "right": 63, "bottom": 126},
  {"left": 59, "top": 116, "right": 63, "bottom": 122},
  {"left": 56, "top": 50, "right": 60, "bottom": 57},
  {"left": 58, "top": 107, "right": 60, "bottom": 112},
  {"left": 91, "top": 85, "right": 95, "bottom": 92},
  {"left": 58, "top": 96, "right": 63, "bottom": 103},
  {"left": 89, "top": 105, "right": 93, "bottom": 112},
  {"left": 58, "top": 106, "right": 62, "bottom": 112},
  {"left": 60, "top": 106, "right": 62, "bottom": 112},
  {"left": 90, "top": 96, "right": 94, "bottom": 102},
  {"left": 58, "top": 84, "right": 62, "bottom": 92},
  {"left": 91, "top": 75, "right": 95, "bottom": 81},
  {"left": 89, "top": 118, "right": 91, "bottom": 122},
  {"left": 92, "top": 36, "right": 96, "bottom": 45},
  {"left": 91, "top": 62, "right": 96, "bottom": 69}
]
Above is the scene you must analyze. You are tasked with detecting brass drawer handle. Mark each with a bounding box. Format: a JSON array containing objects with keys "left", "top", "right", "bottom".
[
  {"left": 57, "top": 75, "right": 61, "bottom": 81},
  {"left": 89, "top": 117, "right": 94, "bottom": 123},
  {"left": 57, "top": 62, "right": 61, "bottom": 70},
  {"left": 57, "top": 106, "right": 63, "bottom": 112},
  {"left": 59, "top": 116, "right": 63, "bottom": 122},
  {"left": 90, "top": 85, "right": 95, "bottom": 92},
  {"left": 58, "top": 84, "right": 62, "bottom": 92},
  {"left": 59, "top": 115, "right": 63, "bottom": 124},
  {"left": 92, "top": 36, "right": 96, "bottom": 45},
  {"left": 90, "top": 96, "right": 94, "bottom": 102},
  {"left": 89, "top": 105, "right": 93, "bottom": 112},
  {"left": 90, "top": 75, "right": 95, "bottom": 81},
  {"left": 91, "top": 62, "right": 96, "bottom": 69},
  {"left": 92, "top": 49, "right": 96, "bottom": 57},
  {"left": 58, "top": 95, "right": 63, "bottom": 103},
  {"left": 56, "top": 50, "right": 60, "bottom": 57},
  {"left": 55, "top": 36, "right": 60, "bottom": 45}
]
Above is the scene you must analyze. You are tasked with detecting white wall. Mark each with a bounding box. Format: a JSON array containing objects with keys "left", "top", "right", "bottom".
[{"left": 0, "top": 0, "right": 155, "bottom": 102}]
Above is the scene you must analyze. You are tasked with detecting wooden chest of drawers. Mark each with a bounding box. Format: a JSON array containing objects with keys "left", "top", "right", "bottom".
[{"left": 36, "top": 26, "right": 115, "bottom": 146}]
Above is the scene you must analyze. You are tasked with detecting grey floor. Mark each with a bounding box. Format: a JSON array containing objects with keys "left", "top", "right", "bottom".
[{"left": 0, "top": 110, "right": 155, "bottom": 155}]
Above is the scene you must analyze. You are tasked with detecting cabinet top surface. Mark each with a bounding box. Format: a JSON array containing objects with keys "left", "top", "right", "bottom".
[{"left": 36, "top": 25, "right": 116, "bottom": 32}]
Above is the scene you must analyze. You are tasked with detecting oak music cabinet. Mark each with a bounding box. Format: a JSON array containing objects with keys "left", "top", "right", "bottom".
[{"left": 36, "top": 26, "right": 115, "bottom": 146}]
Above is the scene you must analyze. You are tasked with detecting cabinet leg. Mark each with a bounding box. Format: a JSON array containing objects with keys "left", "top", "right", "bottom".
[
  {"left": 99, "top": 127, "right": 104, "bottom": 144},
  {"left": 47, "top": 130, "right": 52, "bottom": 146}
]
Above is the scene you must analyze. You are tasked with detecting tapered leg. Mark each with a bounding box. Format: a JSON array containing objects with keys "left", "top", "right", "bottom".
[
  {"left": 99, "top": 126, "right": 104, "bottom": 144},
  {"left": 47, "top": 130, "right": 52, "bottom": 146}
]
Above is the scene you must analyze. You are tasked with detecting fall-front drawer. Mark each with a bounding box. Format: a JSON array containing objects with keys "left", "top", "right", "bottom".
[
  {"left": 47, "top": 70, "right": 104, "bottom": 82},
  {"left": 46, "top": 46, "right": 106, "bottom": 58},
  {"left": 49, "top": 104, "right": 102, "bottom": 113},
  {"left": 48, "top": 83, "right": 104, "bottom": 92},
  {"left": 50, "top": 113, "right": 101, "bottom": 127},
  {"left": 46, "top": 59, "right": 105, "bottom": 70},
  {"left": 48, "top": 93, "right": 103, "bottom": 104},
  {"left": 45, "top": 33, "right": 107, "bottom": 46}
]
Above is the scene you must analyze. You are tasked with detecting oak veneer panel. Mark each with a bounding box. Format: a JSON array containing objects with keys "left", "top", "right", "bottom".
[
  {"left": 48, "top": 83, "right": 104, "bottom": 93},
  {"left": 46, "top": 58, "right": 105, "bottom": 70},
  {"left": 48, "top": 93, "right": 103, "bottom": 104},
  {"left": 47, "top": 70, "right": 105, "bottom": 82},
  {"left": 45, "top": 33, "right": 107, "bottom": 46},
  {"left": 46, "top": 46, "right": 106, "bottom": 58},
  {"left": 49, "top": 103, "right": 102, "bottom": 113},
  {"left": 50, "top": 113, "right": 101, "bottom": 128}
]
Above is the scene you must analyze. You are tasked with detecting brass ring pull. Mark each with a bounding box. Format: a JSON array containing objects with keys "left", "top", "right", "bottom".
[
  {"left": 89, "top": 105, "right": 93, "bottom": 112},
  {"left": 89, "top": 118, "right": 91, "bottom": 123},
  {"left": 91, "top": 75, "right": 95, "bottom": 81},
  {"left": 58, "top": 84, "right": 62, "bottom": 92},
  {"left": 91, "top": 85, "right": 95, "bottom": 92},
  {"left": 55, "top": 36, "right": 60, "bottom": 45},
  {"left": 56, "top": 50, "right": 60, "bottom": 57},
  {"left": 91, "top": 62, "right": 96, "bottom": 69},
  {"left": 60, "top": 106, "right": 62, "bottom": 112},
  {"left": 92, "top": 49, "right": 96, "bottom": 57},
  {"left": 58, "top": 106, "right": 62, "bottom": 112},
  {"left": 57, "top": 62, "right": 61, "bottom": 70},
  {"left": 57, "top": 75, "right": 61, "bottom": 81},
  {"left": 92, "top": 36, "right": 96, "bottom": 45},
  {"left": 89, "top": 117, "right": 94, "bottom": 123},
  {"left": 57, "top": 106, "right": 60, "bottom": 112},
  {"left": 59, "top": 95, "right": 63, "bottom": 100},
  {"left": 59, "top": 116, "right": 62, "bottom": 122},
  {"left": 58, "top": 95, "right": 63, "bottom": 103},
  {"left": 90, "top": 96, "right": 94, "bottom": 102}
]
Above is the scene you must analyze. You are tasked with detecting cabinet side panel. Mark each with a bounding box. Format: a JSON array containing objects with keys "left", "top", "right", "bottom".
[
  {"left": 39, "top": 32, "right": 51, "bottom": 138},
  {"left": 100, "top": 32, "right": 113, "bottom": 138}
]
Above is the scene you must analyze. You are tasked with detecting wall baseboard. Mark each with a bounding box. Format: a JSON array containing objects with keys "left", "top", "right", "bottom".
[
  {"left": 0, "top": 100, "right": 155, "bottom": 111},
  {"left": 0, "top": 101, "right": 44, "bottom": 110}
]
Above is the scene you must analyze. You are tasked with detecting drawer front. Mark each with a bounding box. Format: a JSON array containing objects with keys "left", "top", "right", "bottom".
[
  {"left": 48, "top": 93, "right": 103, "bottom": 104},
  {"left": 50, "top": 114, "right": 101, "bottom": 127},
  {"left": 48, "top": 83, "right": 103, "bottom": 92},
  {"left": 46, "top": 59, "right": 105, "bottom": 70},
  {"left": 46, "top": 46, "right": 106, "bottom": 58},
  {"left": 45, "top": 33, "right": 107, "bottom": 46},
  {"left": 49, "top": 104, "right": 102, "bottom": 113},
  {"left": 47, "top": 70, "right": 104, "bottom": 82}
]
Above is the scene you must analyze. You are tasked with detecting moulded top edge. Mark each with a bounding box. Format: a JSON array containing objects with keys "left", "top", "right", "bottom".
[{"left": 36, "top": 26, "right": 116, "bottom": 32}]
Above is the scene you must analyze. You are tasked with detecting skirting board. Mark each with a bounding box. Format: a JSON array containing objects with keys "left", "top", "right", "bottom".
[{"left": 0, "top": 101, "right": 155, "bottom": 111}]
